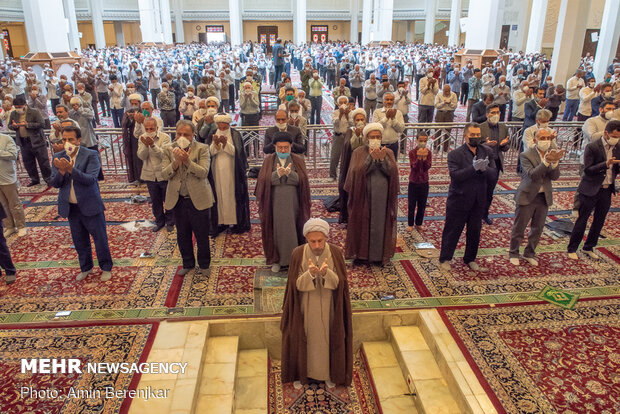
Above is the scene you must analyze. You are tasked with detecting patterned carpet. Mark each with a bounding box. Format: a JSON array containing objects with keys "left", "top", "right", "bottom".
[
  {"left": 441, "top": 299, "right": 620, "bottom": 414},
  {"left": 268, "top": 350, "right": 379, "bottom": 414},
  {"left": 0, "top": 322, "right": 156, "bottom": 414}
]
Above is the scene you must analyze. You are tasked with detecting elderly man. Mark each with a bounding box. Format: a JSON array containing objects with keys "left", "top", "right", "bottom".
[
  {"left": 344, "top": 123, "right": 399, "bottom": 265},
  {"left": 158, "top": 82, "right": 177, "bottom": 127},
  {"left": 0, "top": 131, "right": 27, "bottom": 238},
  {"left": 69, "top": 96, "right": 103, "bottom": 181},
  {"left": 281, "top": 218, "right": 353, "bottom": 389},
  {"left": 419, "top": 69, "right": 439, "bottom": 124},
  {"left": 372, "top": 92, "right": 405, "bottom": 156},
  {"left": 492, "top": 76, "right": 511, "bottom": 121},
  {"left": 364, "top": 74, "right": 379, "bottom": 119},
  {"left": 255, "top": 132, "right": 311, "bottom": 273},
  {"left": 339, "top": 108, "right": 367, "bottom": 224},
  {"left": 196, "top": 96, "right": 220, "bottom": 143},
  {"left": 206, "top": 113, "right": 251, "bottom": 235},
  {"left": 523, "top": 109, "right": 552, "bottom": 152},
  {"left": 264, "top": 110, "right": 305, "bottom": 155},
  {"left": 27, "top": 84, "right": 50, "bottom": 129},
  {"left": 332, "top": 78, "right": 351, "bottom": 102},
  {"left": 439, "top": 123, "right": 497, "bottom": 271},
  {"left": 349, "top": 64, "right": 365, "bottom": 107},
  {"left": 434, "top": 84, "right": 458, "bottom": 152},
  {"left": 7, "top": 95, "right": 51, "bottom": 187},
  {"left": 330, "top": 96, "right": 353, "bottom": 181},
  {"left": 479, "top": 104, "right": 510, "bottom": 224},
  {"left": 563, "top": 70, "right": 585, "bottom": 121},
  {"left": 162, "top": 120, "right": 214, "bottom": 275},
  {"left": 137, "top": 117, "right": 173, "bottom": 232},
  {"left": 509, "top": 128, "right": 563, "bottom": 266},
  {"left": 0, "top": 203, "right": 16, "bottom": 284},
  {"left": 568, "top": 121, "right": 620, "bottom": 260},
  {"left": 121, "top": 93, "right": 145, "bottom": 184},
  {"left": 466, "top": 69, "right": 483, "bottom": 122},
  {"left": 133, "top": 101, "right": 163, "bottom": 139},
  {"left": 50, "top": 105, "right": 79, "bottom": 152},
  {"left": 50, "top": 125, "right": 113, "bottom": 282}
]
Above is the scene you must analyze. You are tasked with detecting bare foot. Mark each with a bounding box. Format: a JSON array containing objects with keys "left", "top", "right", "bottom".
[
  {"left": 406, "top": 226, "right": 413, "bottom": 232},
  {"left": 415, "top": 225, "right": 424, "bottom": 231}
]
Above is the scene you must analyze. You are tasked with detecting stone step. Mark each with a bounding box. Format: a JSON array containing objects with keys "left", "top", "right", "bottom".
[
  {"left": 362, "top": 341, "right": 418, "bottom": 414},
  {"left": 390, "top": 325, "right": 461, "bottom": 414},
  {"left": 128, "top": 320, "right": 210, "bottom": 414},
  {"left": 195, "top": 336, "right": 240, "bottom": 414},
  {"left": 233, "top": 349, "right": 269, "bottom": 414}
]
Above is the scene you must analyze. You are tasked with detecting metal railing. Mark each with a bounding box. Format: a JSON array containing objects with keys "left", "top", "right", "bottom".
[{"left": 5, "top": 121, "right": 585, "bottom": 176}]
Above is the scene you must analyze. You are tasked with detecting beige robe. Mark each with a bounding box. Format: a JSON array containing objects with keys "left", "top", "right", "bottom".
[
  {"left": 296, "top": 244, "right": 339, "bottom": 381},
  {"left": 210, "top": 129, "right": 237, "bottom": 225}
]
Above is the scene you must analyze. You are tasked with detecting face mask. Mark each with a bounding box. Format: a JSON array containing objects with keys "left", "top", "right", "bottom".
[
  {"left": 286, "top": 95, "right": 294, "bottom": 102},
  {"left": 162, "top": 87, "right": 169, "bottom": 92},
  {"left": 398, "top": 87, "right": 404, "bottom": 93},
  {"left": 15, "top": 107, "right": 25, "bottom": 114},
  {"left": 607, "top": 137, "right": 619, "bottom": 146},
  {"left": 522, "top": 86, "right": 529, "bottom": 92},
  {"left": 603, "top": 92, "right": 612, "bottom": 98},
  {"left": 276, "top": 122, "right": 288, "bottom": 131},
  {"left": 176, "top": 137, "right": 191, "bottom": 149},
  {"left": 500, "top": 82, "right": 505, "bottom": 87},
  {"left": 187, "top": 92, "right": 194, "bottom": 97},
  {"left": 468, "top": 137, "right": 483, "bottom": 147},
  {"left": 130, "top": 105, "right": 140, "bottom": 111},
  {"left": 488, "top": 115, "right": 500, "bottom": 125},
  {"left": 127, "top": 88, "right": 135, "bottom": 93},
  {"left": 417, "top": 141, "right": 427, "bottom": 148},
  {"left": 589, "top": 83, "right": 595, "bottom": 88},
  {"left": 64, "top": 142, "right": 77, "bottom": 154},
  {"left": 290, "top": 112, "right": 299, "bottom": 119},
  {"left": 1, "top": 81, "right": 7, "bottom": 86},
  {"left": 427, "top": 73, "right": 433, "bottom": 78},
  {"left": 538, "top": 122, "right": 549, "bottom": 129},
  {"left": 537, "top": 140, "right": 551, "bottom": 151},
  {"left": 142, "top": 109, "right": 151, "bottom": 117},
  {"left": 355, "top": 121, "right": 365, "bottom": 128},
  {"left": 207, "top": 108, "right": 217, "bottom": 116},
  {"left": 198, "top": 108, "right": 207, "bottom": 115},
  {"left": 144, "top": 131, "right": 157, "bottom": 139},
  {"left": 369, "top": 139, "right": 381, "bottom": 150},
  {"left": 277, "top": 151, "right": 290, "bottom": 159},
  {"left": 605, "top": 111, "right": 613, "bottom": 120}
]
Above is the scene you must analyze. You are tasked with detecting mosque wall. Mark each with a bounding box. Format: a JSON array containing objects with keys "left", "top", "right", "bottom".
[
  {"left": 242, "top": 21, "right": 294, "bottom": 43},
  {"left": 306, "top": 21, "right": 352, "bottom": 42}
]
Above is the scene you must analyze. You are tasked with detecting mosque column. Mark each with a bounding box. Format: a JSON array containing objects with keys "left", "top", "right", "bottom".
[
  {"left": 424, "top": 0, "right": 437, "bottom": 44},
  {"left": 361, "top": 0, "right": 372, "bottom": 44},
  {"left": 229, "top": 0, "right": 243, "bottom": 46},
  {"left": 548, "top": 0, "right": 591, "bottom": 87},
  {"left": 114, "top": 22, "right": 125, "bottom": 46},
  {"left": 138, "top": 0, "right": 161, "bottom": 43},
  {"left": 90, "top": 0, "right": 106, "bottom": 49},
  {"left": 21, "top": 0, "right": 71, "bottom": 52},
  {"left": 375, "top": 0, "right": 393, "bottom": 41},
  {"left": 406, "top": 20, "right": 414, "bottom": 43},
  {"left": 464, "top": 0, "right": 504, "bottom": 49},
  {"left": 293, "top": 0, "right": 307, "bottom": 45},
  {"left": 525, "top": 0, "right": 548, "bottom": 54},
  {"left": 448, "top": 0, "right": 462, "bottom": 46},
  {"left": 173, "top": 0, "right": 185, "bottom": 43},
  {"left": 592, "top": 0, "right": 620, "bottom": 81},
  {"left": 160, "top": 0, "right": 173, "bottom": 44},
  {"left": 62, "top": 0, "right": 80, "bottom": 51},
  {"left": 350, "top": 0, "right": 359, "bottom": 42}
]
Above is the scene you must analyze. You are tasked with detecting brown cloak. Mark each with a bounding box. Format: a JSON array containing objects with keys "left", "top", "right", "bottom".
[
  {"left": 338, "top": 129, "right": 354, "bottom": 224},
  {"left": 280, "top": 243, "right": 353, "bottom": 386},
  {"left": 255, "top": 153, "right": 311, "bottom": 265},
  {"left": 343, "top": 146, "right": 399, "bottom": 265}
]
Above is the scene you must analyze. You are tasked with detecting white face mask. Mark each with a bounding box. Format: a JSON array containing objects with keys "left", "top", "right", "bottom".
[
  {"left": 144, "top": 131, "right": 157, "bottom": 139},
  {"left": 176, "top": 137, "right": 191, "bottom": 149},
  {"left": 339, "top": 104, "right": 347, "bottom": 111},
  {"left": 398, "top": 87, "right": 404, "bottom": 93},
  {"left": 488, "top": 115, "right": 500, "bottom": 125},
  {"left": 603, "top": 92, "right": 612, "bottom": 98},
  {"left": 290, "top": 112, "right": 299, "bottom": 119},
  {"left": 355, "top": 120, "right": 365, "bottom": 128},
  {"left": 187, "top": 92, "right": 194, "bottom": 97},
  {"left": 607, "top": 137, "right": 619, "bottom": 146},
  {"left": 64, "top": 142, "right": 77, "bottom": 154},
  {"left": 369, "top": 139, "right": 381, "bottom": 149},
  {"left": 206, "top": 107, "right": 217, "bottom": 116},
  {"left": 522, "top": 86, "right": 529, "bottom": 92},
  {"left": 162, "top": 86, "right": 169, "bottom": 92},
  {"left": 1, "top": 81, "right": 7, "bottom": 86},
  {"left": 604, "top": 111, "right": 613, "bottom": 120},
  {"left": 537, "top": 140, "right": 551, "bottom": 152},
  {"left": 15, "top": 107, "right": 25, "bottom": 114},
  {"left": 276, "top": 122, "right": 288, "bottom": 131},
  {"left": 427, "top": 73, "right": 433, "bottom": 78},
  {"left": 417, "top": 141, "right": 427, "bottom": 148},
  {"left": 538, "top": 122, "right": 549, "bottom": 129},
  {"left": 127, "top": 88, "right": 135, "bottom": 93},
  {"left": 500, "top": 82, "right": 506, "bottom": 87}
]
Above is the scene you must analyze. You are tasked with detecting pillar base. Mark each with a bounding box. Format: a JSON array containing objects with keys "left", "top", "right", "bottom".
[{"left": 454, "top": 48, "right": 507, "bottom": 69}]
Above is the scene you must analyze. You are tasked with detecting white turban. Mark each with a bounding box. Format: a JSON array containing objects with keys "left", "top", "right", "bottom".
[
  {"left": 214, "top": 113, "right": 232, "bottom": 123},
  {"left": 363, "top": 122, "right": 384, "bottom": 138},
  {"left": 69, "top": 97, "right": 81, "bottom": 105},
  {"left": 351, "top": 108, "right": 367, "bottom": 120},
  {"left": 206, "top": 96, "right": 220, "bottom": 107},
  {"left": 128, "top": 93, "right": 143, "bottom": 102},
  {"left": 303, "top": 218, "right": 330, "bottom": 237}
]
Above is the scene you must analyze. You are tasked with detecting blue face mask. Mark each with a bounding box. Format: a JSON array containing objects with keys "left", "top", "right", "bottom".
[{"left": 277, "top": 151, "right": 290, "bottom": 159}]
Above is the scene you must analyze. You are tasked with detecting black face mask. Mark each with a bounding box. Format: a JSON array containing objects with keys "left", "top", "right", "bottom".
[{"left": 468, "top": 137, "right": 484, "bottom": 147}]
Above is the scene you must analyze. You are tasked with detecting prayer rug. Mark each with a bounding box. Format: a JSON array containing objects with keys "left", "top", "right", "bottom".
[
  {"left": 404, "top": 249, "right": 620, "bottom": 297},
  {"left": 268, "top": 350, "right": 380, "bottom": 414},
  {"left": 25, "top": 201, "right": 154, "bottom": 223},
  {"left": 0, "top": 322, "right": 156, "bottom": 414},
  {"left": 441, "top": 299, "right": 620, "bottom": 414}
]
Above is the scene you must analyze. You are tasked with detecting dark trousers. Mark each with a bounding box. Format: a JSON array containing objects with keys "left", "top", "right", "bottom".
[
  {"left": 229, "top": 85, "right": 235, "bottom": 111},
  {"left": 329, "top": 132, "right": 344, "bottom": 178},
  {"left": 563, "top": 99, "right": 579, "bottom": 121},
  {"left": 150, "top": 88, "right": 161, "bottom": 109},
  {"left": 174, "top": 197, "right": 211, "bottom": 269},
  {"left": 234, "top": 79, "right": 240, "bottom": 99},
  {"left": 111, "top": 108, "right": 124, "bottom": 128},
  {"left": 351, "top": 87, "right": 363, "bottom": 107},
  {"left": 274, "top": 65, "right": 284, "bottom": 87},
  {"left": 418, "top": 105, "right": 434, "bottom": 123},
  {"left": 440, "top": 202, "right": 484, "bottom": 264},
  {"left": 19, "top": 138, "right": 51, "bottom": 184},
  {"left": 97, "top": 92, "right": 110, "bottom": 116},
  {"left": 509, "top": 193, "right": 548, "bottom": 258},
  {"left": 219, "top": 100, "right": 229, "bottom": 113},
  {"left": 548, "top": 106, "right": 559, "bottom": 121},
  {"left": 434, "top": 110, "right": 455, "bottom": 152},
  {"left": 498, "top": 103, "right": 507, "bottom": 121},
  {"left": 484, "top": 167, "right": 500, "bottom": 219},
  {"left": 68, "top": 204, "right": 113, "bottom": 272},
  {"left": 161, "top": 109, "right": 177, "bottom": 127},
  {"left": 460, "top": 82, "right": 469, "bottom": 105},
  {"left": 326, "top": 69, "right": 336, "bottom": 89},
  {"left": 385, "top": 142, "right": 399, "bottom": 159},
  {"left": 146, "top": 180, "right": 173, "bottom": 227},
  {"left": 568, "top": 187, "right": 612, "bottom": 253},
  {"left": 0, "top": 222, "right": 16, "bottom": 277},
  {"left": 87, "top": 144, "right": 105, "bottom": 181},
  {"left": 309, "top": 95, "right": 322, "bottom": 125},
  {"left": 408, "top": 182, "right": 429, "bottom": 226},
  {"left": 415, "top": 75, "right": 423, "bottom": 100}
]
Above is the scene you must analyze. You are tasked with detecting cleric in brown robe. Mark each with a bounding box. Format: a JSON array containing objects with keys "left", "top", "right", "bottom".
[
  {"left": 281, "top": 218, "right": 353, "bottom": 388},
  {"left": 338, "top": 108, "right": 368, "bottom": 224},
  {"left": 255, "top": 132, "right": 311, "bottom": 272},
  {"left": 344, "top": 123, "right": 399, "bottom": 265},
  {"left": 121, "top": 93, "right": 145, "bottom": 184}
]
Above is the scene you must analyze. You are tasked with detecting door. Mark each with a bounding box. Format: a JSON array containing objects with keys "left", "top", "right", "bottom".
[
  {"left": 582, "top": 29, "right": 599, "bottom": 59},
  {"left": 311, "top": 25, "right": 329, "bottom": 43},
  {"left": 499, "top": 25, "right": 510, "bottom": 50},
  {"left": 198, "top": 33, "right": 207, "bottom": 44},
  {"left": 257, "top": 26, "right": 278, "bottom": 53}
]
